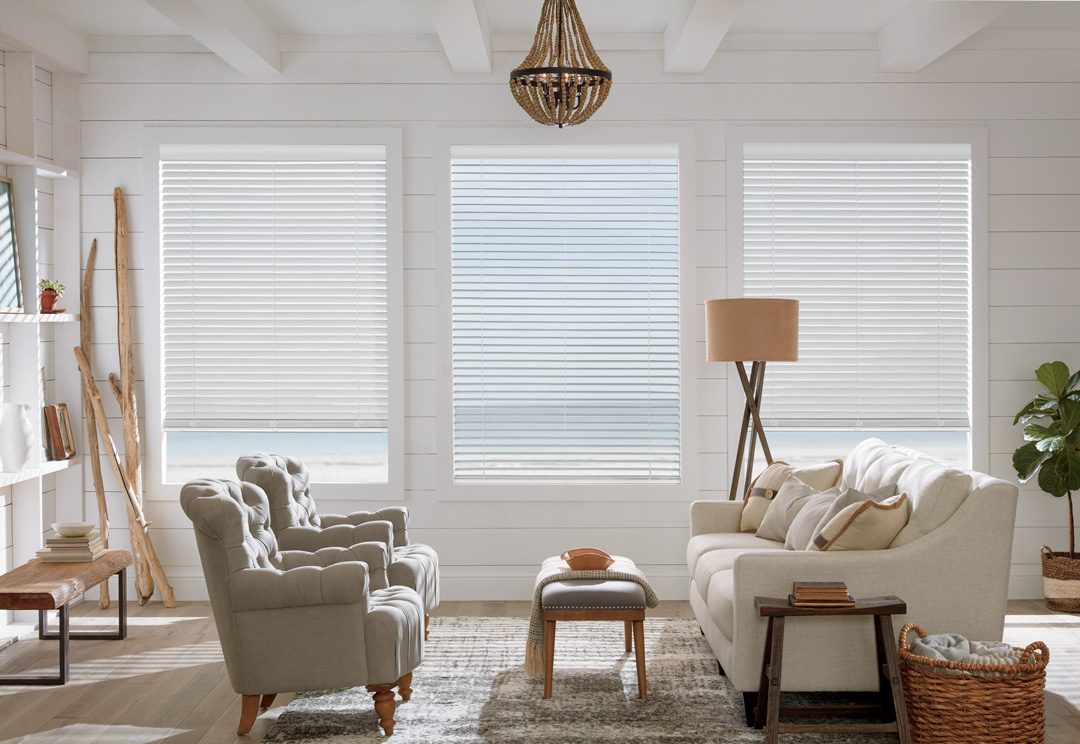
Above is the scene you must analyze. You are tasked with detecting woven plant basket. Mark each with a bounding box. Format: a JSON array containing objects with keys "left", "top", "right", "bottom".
[
  {"left": 1041, "top": 545, "right": 1080, "bottom": 612},
  {"left": 898, "top": 624, "right": 1048, "bottom": 744}
]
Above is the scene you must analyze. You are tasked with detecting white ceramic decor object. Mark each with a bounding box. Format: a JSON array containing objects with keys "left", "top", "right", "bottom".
[
  {"left": 0, "top": 403, "right": 35, "bottom": 471},
  {"left": 52, "top": 521, "right": 96, "bottom": 537}
]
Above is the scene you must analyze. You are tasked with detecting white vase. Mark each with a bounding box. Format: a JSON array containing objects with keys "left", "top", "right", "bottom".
[{"left": 0, "top": 403, "right": 35, "bottom": 472}]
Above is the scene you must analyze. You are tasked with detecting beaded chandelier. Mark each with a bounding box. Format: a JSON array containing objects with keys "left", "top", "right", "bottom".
[{"left": 510, "top": 0, "right": 612, "bottom": 128}]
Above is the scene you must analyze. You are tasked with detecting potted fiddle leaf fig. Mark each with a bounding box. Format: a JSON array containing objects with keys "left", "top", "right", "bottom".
[{"left": 1013, "top": 360, "right": 1080, "bottom": 612}]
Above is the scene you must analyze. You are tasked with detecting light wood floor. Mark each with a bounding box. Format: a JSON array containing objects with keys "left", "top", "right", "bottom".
[{"left": 0, "top": 600, "right": 1074, "bottom": 743}]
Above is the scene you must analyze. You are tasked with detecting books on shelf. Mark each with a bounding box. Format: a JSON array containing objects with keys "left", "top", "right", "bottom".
[
  {"left": 42, "top": 403, "right": 76, "bottom": 461},
  {"left": 789, "top": 581, "right": 856, "bottom": 608},
  {"left": 37, "top": 530, "right": 103, "bottom": 562}
]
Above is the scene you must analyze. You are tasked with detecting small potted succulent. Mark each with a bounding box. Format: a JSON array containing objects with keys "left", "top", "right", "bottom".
[
  {"left": 1013, "top": 361, "right": 1080, "bottom": 612},
  {"left": 37, "top": 278, "right": 64, "bottom": 314}
]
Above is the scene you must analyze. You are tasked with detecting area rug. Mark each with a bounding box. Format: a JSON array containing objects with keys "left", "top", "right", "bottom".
[{"left": 264, "top": 617, "right": 895, "bottom": 743}]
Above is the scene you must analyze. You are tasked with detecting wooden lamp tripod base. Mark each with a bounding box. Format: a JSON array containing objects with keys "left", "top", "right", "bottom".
[{"left": 729, "top": 360, "right": 774, "bottom": 500}]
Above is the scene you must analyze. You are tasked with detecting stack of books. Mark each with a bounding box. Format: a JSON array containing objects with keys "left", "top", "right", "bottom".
[
  {"left": 36, "top": 530, "right": 104, "bottom": 563},
  {"left": 788, "top": 581, "right": 856, "bottom": 608}
]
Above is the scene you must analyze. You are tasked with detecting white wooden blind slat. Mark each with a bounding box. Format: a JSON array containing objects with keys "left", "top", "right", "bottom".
[
  {"left": 451, "top": 157, "right": 681, "bottom": 483},
  {"left": 744, "top": 158, "right": 971, "bottom": 430},
  {"left": 161, "top": 158, "right": 389, "bottom": 431}
]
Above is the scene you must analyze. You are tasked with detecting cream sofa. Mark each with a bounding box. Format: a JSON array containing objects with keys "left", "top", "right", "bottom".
[{"left": 688, "top": 438, "right": 1018, "bottom": 716}]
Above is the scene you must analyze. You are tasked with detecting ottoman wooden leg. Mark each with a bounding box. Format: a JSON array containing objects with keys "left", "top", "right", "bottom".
[
  {"left": 632, "top": 619, "right": 647, "bottom": 700},
  {"left": 544, "top": 619, "right": 556, "bottom": 699},
  {"left": 624, "top": 621, "right": 632, "bottom": 652}
]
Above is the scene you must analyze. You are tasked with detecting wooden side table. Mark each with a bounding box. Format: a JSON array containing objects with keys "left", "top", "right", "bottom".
[
  {"left": 753, "top": 595, "right": 911, "bottom": 744},
  {"left": 0, "top": 549, "right": 133, "bottom": 685}
]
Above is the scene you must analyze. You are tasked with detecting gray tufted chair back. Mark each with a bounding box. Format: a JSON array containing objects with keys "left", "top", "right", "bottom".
[
  {"left": 236, "top": 452, "right": 320, "bottom": 529},
  {"left": 237, "top": 452, "right": 411, "bottom": 547}
]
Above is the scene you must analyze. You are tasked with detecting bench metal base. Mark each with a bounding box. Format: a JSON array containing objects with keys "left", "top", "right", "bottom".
[{"left": 0, "top": 568, "right": 127, "bottom": 686}]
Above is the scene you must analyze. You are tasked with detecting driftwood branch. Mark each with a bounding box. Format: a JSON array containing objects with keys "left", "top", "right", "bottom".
[
  {"left": 75, "top": 346, "right": 176, "bottom": 607},
  {"left": 81, "top": 238, "right": 111, "bottom": 609},
  {"left": 113, "top": 187, "right": 155, "bottom": 603}
]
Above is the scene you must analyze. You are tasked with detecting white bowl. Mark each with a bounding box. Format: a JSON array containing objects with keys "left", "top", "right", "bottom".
[{"left": 52, "top": 521, "right": 95, "bottom": 538}]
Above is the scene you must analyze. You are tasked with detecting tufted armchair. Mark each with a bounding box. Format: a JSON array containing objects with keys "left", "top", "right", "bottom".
[
  {"left": 236, "top": 453, "right": 440, "bottom": 638},
  {"left": 181, "top": 478, "right": 424, "bottom": 736}
]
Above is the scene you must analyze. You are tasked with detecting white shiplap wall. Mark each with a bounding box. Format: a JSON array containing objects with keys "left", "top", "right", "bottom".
[{"left": 74, "top": 30, "right": 1080, "bottom": 600}]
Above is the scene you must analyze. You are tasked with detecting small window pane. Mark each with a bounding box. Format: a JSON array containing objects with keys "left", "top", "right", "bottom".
[{"left": 165, "top": 431, "right": 388, "bottom": 484}]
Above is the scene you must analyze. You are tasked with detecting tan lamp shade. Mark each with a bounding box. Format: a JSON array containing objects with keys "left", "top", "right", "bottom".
[{"left": 706, "top": 298, "right": 799, "bottom": 362}]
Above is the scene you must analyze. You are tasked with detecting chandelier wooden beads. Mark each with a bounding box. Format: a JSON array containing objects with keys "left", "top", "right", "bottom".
[{"left": 510, "top": 0, "right": 612, "bottom": 128}]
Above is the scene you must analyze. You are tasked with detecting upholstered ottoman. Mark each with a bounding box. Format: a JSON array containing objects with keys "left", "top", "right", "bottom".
[{"left": 537, "top": 555, "right": 649, "bottom": 700}]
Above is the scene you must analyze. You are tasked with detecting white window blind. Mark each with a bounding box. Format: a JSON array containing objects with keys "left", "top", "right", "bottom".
[
  {"left": 451, "top": 155, "right": 681, "bottom": 483},
  {"left": 743, "top": 153, "right": 971, "bottom": 430},
  {"left": 161, "top": 156, "right": 388, "bottom": 431}
]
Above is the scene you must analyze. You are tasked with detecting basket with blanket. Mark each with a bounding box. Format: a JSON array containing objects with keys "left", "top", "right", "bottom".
[{"left": 898, "top": 623, "right": 1048, "bottom": 744}]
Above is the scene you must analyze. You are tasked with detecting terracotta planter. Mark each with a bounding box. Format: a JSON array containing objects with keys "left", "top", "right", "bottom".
[
  {"left": 1041, "top": 546, "right": 1080, "bottom": 612},
  {"left": 39, "top": 289, "right": 58, "bottom": 313}
]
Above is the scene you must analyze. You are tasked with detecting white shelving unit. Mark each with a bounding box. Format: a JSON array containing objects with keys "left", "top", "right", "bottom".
[{"left": 1, "top": 53, "right": 84, "bottom": 635}]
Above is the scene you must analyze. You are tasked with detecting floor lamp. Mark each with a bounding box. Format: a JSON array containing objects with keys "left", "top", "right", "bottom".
[{"left": 705, "top": 298, "right": 799, "bottom": 500}]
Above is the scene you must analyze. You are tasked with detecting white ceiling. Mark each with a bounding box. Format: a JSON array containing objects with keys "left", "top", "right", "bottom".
[{"left": 30, "top": 0, "right": 1080, "bottom": 37}]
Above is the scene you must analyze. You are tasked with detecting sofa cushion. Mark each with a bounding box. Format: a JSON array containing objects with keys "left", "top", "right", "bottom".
[
  {"left": 785, "top": 488, "right": 843, "bottom": 550},
  {"left": 811, "top": 492, "right": 911, "bottom": 551},
  {"left": 706, "top": 569, "right": 736, "bottom": 639},
  {"left": 891, "top": 457, "right": 973, "bottom": 546},
  {"left": 687, "top": 532, "right": 783, "bottom": 577},
  {"left": 693, "top": 540, "right": 784, "bottom": 602},
  {"left": 740, "top": 459, "right": 843, "bottom": 532},
  {"left": 756, "top": 476, "right": 825, "bottom": 542},
  {"left": 843, "top": 438, "right": 912, "bottom": 492},
  {"left": 804, "top": 482, "right": 898, "bottom": 550}
]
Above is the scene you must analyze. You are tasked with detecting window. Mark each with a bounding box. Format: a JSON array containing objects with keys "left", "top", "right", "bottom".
[
  {"left": 160, "top": 150, "right": 389, "bottom": 483},
  {"left": 742, "top": 144, "right": 972, "bottom": 466},
  {"left": 450, "top": 150, "right": 680, "bottom": 483}
]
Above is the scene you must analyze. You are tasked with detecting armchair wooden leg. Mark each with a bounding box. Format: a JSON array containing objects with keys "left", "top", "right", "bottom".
[
  {"left": 424, "top": 614, "right": 430, "bottom": 641},
  {"left": 396, "top": 672, "right": 413, "bottom": 702},
  {"left": 238, "top": 695, "right": 260, "bottom": 736},
  {"left": 259, "top": 694, "right": 277, "bottom": 710},
  {"left": 367, "top": 684, "right": 397, "bottom": 736}
]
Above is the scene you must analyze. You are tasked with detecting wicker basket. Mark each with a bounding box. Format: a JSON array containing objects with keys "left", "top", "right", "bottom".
[
  {"left": 1041, "top": 545, "right": 1080, "bottom": 613},
  {"left": 898, "top": 624, "right": 1048, "bottom": 744}
]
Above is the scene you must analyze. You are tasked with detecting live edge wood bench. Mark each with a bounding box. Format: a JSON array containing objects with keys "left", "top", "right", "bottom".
[
  {"left": 753, "top": 595, "right": 911, "bottom": 744},
  {"left": 0, "top": 549, "right": 132, "bottom": 685}
]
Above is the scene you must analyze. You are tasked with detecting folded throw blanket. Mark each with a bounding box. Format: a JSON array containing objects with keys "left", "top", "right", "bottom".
[
  {"left": 524, "top": 555, "right": 658, "bottom": 679},
  {"left": 908, "top": 632, "right": 1023, "bottom": 675}
]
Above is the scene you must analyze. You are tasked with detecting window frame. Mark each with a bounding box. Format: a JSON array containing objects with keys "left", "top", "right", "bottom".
[
  {"left": 143, "top": 126, "right": 405, "bottom": 501},
  {"left": 435, "top": 127, "right": 698, "bottom": 501},
  {"left": 725, "top": 126, "right": 989, "bottom": 475}
]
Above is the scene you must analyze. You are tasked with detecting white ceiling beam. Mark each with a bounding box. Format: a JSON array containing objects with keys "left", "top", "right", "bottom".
[
  {"left": 878, "top": 1, "right": 1012, "bottom": 73},
  {"left": 0, "top": 0, "right": 88, "bottom": 73},
  {"left": 423, "top": 0, "right": 492, "bottom": 73},
  {"left": 664, "top": 0, "right": 739, "bottom": 74},
  {"left": 143, "top": 0, "right": 280, "bottom": 75}
]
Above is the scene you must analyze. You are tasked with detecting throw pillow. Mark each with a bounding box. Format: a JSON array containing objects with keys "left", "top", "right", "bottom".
[
  {"left": 756, "top": 476, "right": 822, "bottom": 542},
  {"left": 784, "top": 488, "right": 843, "bottom": 550},
  {"left": 810, "top": 492, "right": 911, "bottom": 551},
  {"left": 806, "top": 482, "right": 898, "bottom": 549},
  {"left": 739, "top": 458, "right": 844, "bottom": 533}
]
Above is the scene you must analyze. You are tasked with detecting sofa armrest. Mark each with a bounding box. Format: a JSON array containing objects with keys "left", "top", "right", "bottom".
[
  {"left": 690, "top": 500, "right": 743, "bottom": 536},
  {"left": 277, "top": 521, "right": 394, "bottom": 553},
  {"left": 230, "top": 562, "right": 369, "bottom": 612},
  {"left": 279, "top": 541, "right": 390, "bottom": 591}
]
